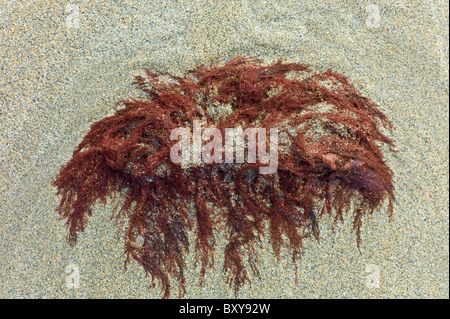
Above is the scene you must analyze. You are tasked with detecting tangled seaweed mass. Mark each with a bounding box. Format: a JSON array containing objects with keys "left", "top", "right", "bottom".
[{"left": 53, "top": 57, "right": 395, "bottom": 298}]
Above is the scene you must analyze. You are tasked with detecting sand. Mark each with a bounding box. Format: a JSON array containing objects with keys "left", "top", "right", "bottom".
[{"left": 0, "top": 0, "right": 448, "bottom": 298}]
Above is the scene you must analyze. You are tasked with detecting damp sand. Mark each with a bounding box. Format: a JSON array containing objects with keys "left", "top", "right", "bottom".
[{"left": 0, "top": 0, "right": 448, "bottom": 298}]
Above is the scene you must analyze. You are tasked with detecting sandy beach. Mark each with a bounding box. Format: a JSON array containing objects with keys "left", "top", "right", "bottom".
[{"left": 0, "top": 0, "right": 448, "bottom": 298}]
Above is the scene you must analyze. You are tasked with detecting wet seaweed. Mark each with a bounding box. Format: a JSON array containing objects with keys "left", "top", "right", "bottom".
[{"left": 53, "top": 56, "right": 395, "bottom": 298}]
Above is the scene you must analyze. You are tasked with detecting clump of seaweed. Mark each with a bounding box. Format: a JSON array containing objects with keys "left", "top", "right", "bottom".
[{"left": 53, "top": 56, "right": 395, "bottom": 298}]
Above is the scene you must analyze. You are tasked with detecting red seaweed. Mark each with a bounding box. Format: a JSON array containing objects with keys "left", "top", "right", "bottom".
[{"left": 53, "top": 56, "right": 395, "bottom": 298}]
